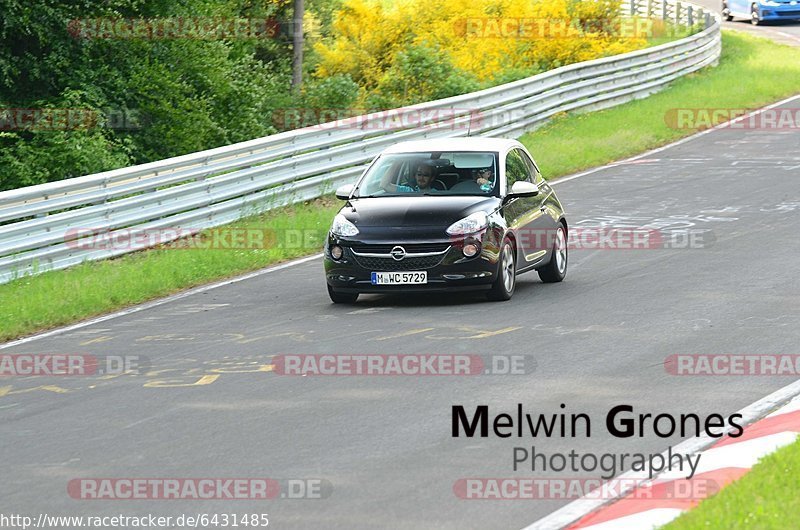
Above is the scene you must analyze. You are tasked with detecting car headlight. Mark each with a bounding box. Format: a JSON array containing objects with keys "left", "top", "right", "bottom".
[
  {"left": 331, "top": 214, "right": 359, "bottom": 237},
  {"left": 446, "top": 212, "right": 488, "bottom": 235}
]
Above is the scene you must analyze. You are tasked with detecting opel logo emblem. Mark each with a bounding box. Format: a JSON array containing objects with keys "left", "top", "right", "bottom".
[{"left": 390, "top": 246, "right": 406, "bottom": 261}]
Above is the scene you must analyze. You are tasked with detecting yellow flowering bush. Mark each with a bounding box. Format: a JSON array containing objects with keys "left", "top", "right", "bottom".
[{"left": 314, "top": 0, "right": 649, "bottom": 107}]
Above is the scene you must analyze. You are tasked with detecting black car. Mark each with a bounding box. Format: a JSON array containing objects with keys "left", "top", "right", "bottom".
[{"left": 324, "top": 138, "right": 568, "bottom": 303}]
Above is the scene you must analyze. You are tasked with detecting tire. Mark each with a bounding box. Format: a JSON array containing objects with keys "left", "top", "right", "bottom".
[
  {"left": 751, "top": 4, "right": 760, "bottom": 25},
  {"left": 487, "top": 237, "right": 516, "bottom": 301},
  {"left": 722, "top": 2, "right": 733, "bottom": 20},
  {"left": 328, "top": 284, "right": 358, "bottom": 304},
  {"left": 538, "top": 224, "right": 568, "bottom": 283}
]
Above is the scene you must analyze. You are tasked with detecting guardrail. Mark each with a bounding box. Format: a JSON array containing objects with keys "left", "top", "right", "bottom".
[{"left": 0, "top": 0, "right": 720, "bottom": 284}]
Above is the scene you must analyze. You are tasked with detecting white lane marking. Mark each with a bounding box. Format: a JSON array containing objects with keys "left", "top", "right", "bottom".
[
  {"left": 774, "top": 30, "right": 800, "bottom": 44},
  {"left": 522, "top": 377, "right": 800, "bottom": 530},
  {"left": 572, "top": 508, "right": 684, "bottom": 530},
  {"left": 0, "top": 254, "right": 322, "bottom": 350},
  {"left": 5, "top": 95, "right": 800, "bottom": 350},
  {"left": 166, "top": 303, "right": 231, "bottom": 314},
  {"left": 346, "top": 307, "right": 392, "bottom": 315}
]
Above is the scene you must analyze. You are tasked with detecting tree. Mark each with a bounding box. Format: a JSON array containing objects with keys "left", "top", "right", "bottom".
[{"left": 292, "top": 0, "right": 304, "bottom": 93}]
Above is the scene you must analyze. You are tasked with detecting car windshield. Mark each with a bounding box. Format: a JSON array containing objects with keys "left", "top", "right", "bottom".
[{"left": 354, "top": 151, "right": 499, "bottom": 197}]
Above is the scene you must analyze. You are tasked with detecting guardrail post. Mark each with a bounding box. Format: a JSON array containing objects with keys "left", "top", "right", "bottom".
[
  {"left": 102, "top": 176, "right": 110, "bottom": 206},
  {"left": 705, "top": 11, "right": 712, "bottom": 28},
  {"left": 646, "top": 0, "right": 653, "bottom": 17},
  {"left": 675, "top": 1, "right": 681, "bottom": 24},
  {"left": 687, "top": 5, "right": 694, "bottom": 26},
  {"left": 662, "top": 0, "right": 668, "bottom": 21},
  {"left": 630, "top": 0, "right": 637, "bottom": 16}
]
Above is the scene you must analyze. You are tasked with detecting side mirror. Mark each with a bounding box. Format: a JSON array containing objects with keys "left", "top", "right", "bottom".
[
  {"left": 335, "top": 184, "right": 354, "bottom": 200},
  {"left": 508, "top": 180, "right": 539, "bottom": 198}
]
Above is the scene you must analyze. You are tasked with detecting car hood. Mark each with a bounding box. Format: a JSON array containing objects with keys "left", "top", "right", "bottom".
[{"left": 341, "top": 196, "right": 499, "bottom": 230}]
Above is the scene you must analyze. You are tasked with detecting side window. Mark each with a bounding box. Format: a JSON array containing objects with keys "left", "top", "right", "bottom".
[
  {"left": 519, "top": 150, "right": 543, "bottom": 183},
  {"left": 505, "top": 149, "right": 529, "bottom": 189}
]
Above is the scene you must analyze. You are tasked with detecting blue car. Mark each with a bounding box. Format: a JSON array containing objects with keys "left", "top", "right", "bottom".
[{"left": 723, "top": 0, "right": 800, "bottom": 24}]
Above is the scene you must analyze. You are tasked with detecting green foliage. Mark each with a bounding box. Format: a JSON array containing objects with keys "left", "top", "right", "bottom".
[
  {"left": 0, "top": 0, "right": 299, "bottom": 191},
  {"left": 301, "top": 73, "right": 360, "bottom": 110},
  {"left": 489, "top": 65, "right": 546, "bottom": 87},
  {"left": 0, "top": 129, "right": 131, "bottom": 187},
  {"left": 365, "top": 43, "right": 480, "bottom": 108}
]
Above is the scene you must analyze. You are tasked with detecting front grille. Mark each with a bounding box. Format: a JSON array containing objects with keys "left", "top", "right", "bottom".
[
  {"left": 351, "top": 243, "right": 451, "bottom": 254},
  {"left": 777, "top": 10, "right": 800, "bottom": 15},
  {"left": 352, "top": 253, "right": 446, "bottom": 271}
]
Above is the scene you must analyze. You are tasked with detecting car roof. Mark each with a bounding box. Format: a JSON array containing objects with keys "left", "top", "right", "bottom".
[{"left": 381, "top": 137, "right": 523, "bottom": 154}]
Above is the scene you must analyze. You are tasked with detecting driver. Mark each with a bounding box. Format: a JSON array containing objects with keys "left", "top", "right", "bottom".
[{"left": 382, "top": 162, "right": 435, "bottom": 193}]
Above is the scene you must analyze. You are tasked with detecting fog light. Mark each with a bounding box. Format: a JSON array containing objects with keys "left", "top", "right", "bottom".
[
  {"left": 463, "top": 243, "right": 479, "bottom": 257},
  {"left": 330, "top": 245, "right": 343, "bottom": 260}
]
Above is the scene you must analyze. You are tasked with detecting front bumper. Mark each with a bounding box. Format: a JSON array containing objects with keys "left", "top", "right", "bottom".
[
  {"left": 758, "top": 4, "right": 800, "bottom": 19},
  {"left": 324, "top": 232, "right": 502, "bottom": 294}
]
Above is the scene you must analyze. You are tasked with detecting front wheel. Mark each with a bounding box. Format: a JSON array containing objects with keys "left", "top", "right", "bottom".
[
  {"left": 722, "top": 1, "right": 733, "bottom": 20},
  {"left": 751, "top": 4, "right": 761, "bottom": 25},
  {"left": 487, "top": 238, "right": 516, "bottom": 301},
  {"left": 327, "top": 284, "right": 358, "bottom": 304},
  {"left": 538, "top": 224, "right": 568, "bottom": 283}
]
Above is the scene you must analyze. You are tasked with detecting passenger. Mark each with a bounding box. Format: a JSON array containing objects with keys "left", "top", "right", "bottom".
[{"left": 474, "top": 166, "right": 495, "bottom": 191}]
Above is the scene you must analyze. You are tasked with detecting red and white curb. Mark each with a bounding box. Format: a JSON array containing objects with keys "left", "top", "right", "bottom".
[{"left": 565, "top": 395, "right": 800, "bottom": 530}]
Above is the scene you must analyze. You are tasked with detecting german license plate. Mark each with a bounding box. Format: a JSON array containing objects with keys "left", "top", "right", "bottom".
[{"left": 371, "top": 271, "right": 427, "bottom": 285}]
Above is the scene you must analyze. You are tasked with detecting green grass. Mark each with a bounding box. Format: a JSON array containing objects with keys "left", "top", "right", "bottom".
[
  {"left": 0, "top": 198, "right": 342, "bottom": 342},
  {"left": 2, "top": 30, "right": 800, "bottom": 342},
  {"left": 662, "top": 436, "right": 800, "bottom": 530}
]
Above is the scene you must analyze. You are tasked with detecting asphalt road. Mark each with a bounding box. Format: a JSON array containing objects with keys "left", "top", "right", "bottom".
[
  {"left": 2, "top": 97, "right": 800, "bottom": 528},
  {"left": 693, "top": 0, "right": 800, "bottom": 46}
]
